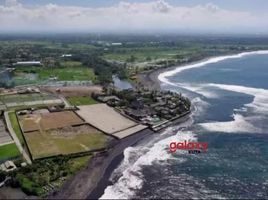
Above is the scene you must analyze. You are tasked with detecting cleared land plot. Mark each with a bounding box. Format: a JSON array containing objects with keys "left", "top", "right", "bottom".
[
  {"left": 23, "top": 125, "right": 108, "bottom": 159},
  {"left": 0, "top": 119, "right": 13, "bottom": 145},
  {"left": 18, "top": 111, "right": 84, "bottom": 133},
  {"left": 0, "top": 93, "right": 62, "bottom": 109},
  {"left": 42, "top": 85, "right": 103, "bottom": 98},
  {"left": 76, "top": 104, "right": 147, "bottom": 139},
  {"left": 0, "top": 143, "right": 20, "bottom": 160},
  {"left": 67, "top": 96, "right": 98, "bottom": 106}
]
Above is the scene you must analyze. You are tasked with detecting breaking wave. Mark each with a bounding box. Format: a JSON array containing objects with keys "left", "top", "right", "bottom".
[
  {"left": 208, "top": 83, "right": 268, "bottom": 115},
  {"left": 158, "top": 50, "right": 268, "bottom": 86},
  {"left": 100, "top": 130, "right": 196, "bottom": 199},
  {"left": 198, "top": 113, "right": 262, "bottom": 133}
]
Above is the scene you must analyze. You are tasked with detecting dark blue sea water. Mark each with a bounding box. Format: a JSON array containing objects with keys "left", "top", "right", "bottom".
[{"left": 101, "top": 52, "right": 268, "bottom": 199}]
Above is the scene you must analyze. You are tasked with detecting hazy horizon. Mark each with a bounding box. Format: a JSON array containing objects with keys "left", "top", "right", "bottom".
[{"left": 0, "top": 0, "right": 268, "bottom": 34}]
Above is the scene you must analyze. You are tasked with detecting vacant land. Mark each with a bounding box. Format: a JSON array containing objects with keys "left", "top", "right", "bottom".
[
  {"left": 0, "top": 93, "right": 62, "bottom": 109},
  {"left": 23, "top": 125, "right": 108, "bottom": 159},
  {"left": 42, "top": 85, "right": 103, "bottom": 97},
  {"left": 67, "top": 96, "right": 98, "bottom": 106},
  {"left": 76, "top": 104, "right": 147, "bottom": 138},
  {"left": 0, "top": 143, "right": 20, "bottom": 160},
  {"left": 77, "top": 104, "right": 137, "bottom": 134},
  {"left": 19, "top": 110, "right": 84, "bottom": 133}
]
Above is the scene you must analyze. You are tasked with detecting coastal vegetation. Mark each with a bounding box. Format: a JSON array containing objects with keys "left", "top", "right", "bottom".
[{"left": 10, "top": 155, "right": 92, "bottom": 196}]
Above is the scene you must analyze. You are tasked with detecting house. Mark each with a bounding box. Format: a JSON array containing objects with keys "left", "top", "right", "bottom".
[{"left": 125, "top": 109, "right": 147, "bottom": 120}]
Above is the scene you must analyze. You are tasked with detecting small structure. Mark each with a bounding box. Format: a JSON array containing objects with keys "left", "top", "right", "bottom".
[
  {"left": 61, "top": 54, "right": 72, "bottom": 58},
  {"left": 21, "top": 162, "right": 27, "bottom": 167},
  {"left": 0, "top": 161, "right": 17, "bottom": 172},
  {"left": 97, "top": 95, "right": 120, "bottom": 103},
  {"left": 13, "top": 61, "right": 42, "bottom": 66}
]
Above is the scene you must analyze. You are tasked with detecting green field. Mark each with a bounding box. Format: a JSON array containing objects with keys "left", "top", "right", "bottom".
[
  {"left": 67, "top": 96, "right": 99, "bottom": 106},
  {"left": 24, "top": 125, "right": 108, "bottom": 159},
  {"left": 9, "top": 112, "right": 25, "bottom": 146},
  {"left": 14, "top": 66, "right": 96, "bottom": 82},
  {"left": 0, "top": 143, "right": 20, "bottom": 160},
  {"left": 103, "top": 47, "right": 200, "bottom": 62}
]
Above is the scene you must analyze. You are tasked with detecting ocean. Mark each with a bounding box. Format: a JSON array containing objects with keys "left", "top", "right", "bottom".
[{"left": 100, "top": 51, "right": 268, "bottom": 199}]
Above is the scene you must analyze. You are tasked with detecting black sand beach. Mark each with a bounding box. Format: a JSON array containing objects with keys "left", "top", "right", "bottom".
[{"left": 50, "top": 128, "right": 153, "bottom": 199}]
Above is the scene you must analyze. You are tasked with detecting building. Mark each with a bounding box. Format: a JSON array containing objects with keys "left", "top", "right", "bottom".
[
  {"left": 61, "top": 54, "right": 72, "bottom": 57},
  {"left": 0, "top": 161, "right": 17, "bottom": 172},
  {"left": 13, "top": 61, "right": 42, "bottom": 66}
]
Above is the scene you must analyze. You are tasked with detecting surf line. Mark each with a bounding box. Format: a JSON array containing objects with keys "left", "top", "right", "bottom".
[
  {"left": 169, "top": 140, "right": 208, "bottom": 154},
  {"left": 158, "top": 50, "right": 268, "bottom": 86}
]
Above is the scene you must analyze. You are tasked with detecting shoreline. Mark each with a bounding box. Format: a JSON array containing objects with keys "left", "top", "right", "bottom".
[
  {"left": 50, "top": 128, "right": 154, "bottom": 199},
  {"left": 50, "top": 50, "right": 268, "bottom": 199},
  {"left": 48, "top": 56, "right": 225, "bottom": 200},
  {"left": 136, "top": 50, "right": 268, "bottom": 90},
  {"left": 136, "top": 57, "right": 212, "bottom": 90}
]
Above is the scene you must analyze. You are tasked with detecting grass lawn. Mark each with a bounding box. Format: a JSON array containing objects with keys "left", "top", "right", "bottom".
[
  {"left": 15, "top": 66, "right": 96, "bottom": 82},
  {"left": 67, "top": 96, "right": 99, "bottom": 106},
  {"left": 0, "top": 143, "right": 20, "bottom": 160},
  {"left": 68, "top": 155, "right": 92, "bottom": 173},
  {"left": 9, "top": 112, "right": 25, "bottom": 146},
  {"left": 60, "top": 61, "right": 83, "bottom": 67},
  {"left": 24, "top": 125, "right": 108, "bottom": 159}
]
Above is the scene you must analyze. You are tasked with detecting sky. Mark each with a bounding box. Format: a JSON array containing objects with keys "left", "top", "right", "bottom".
[{"left": 0, "top": 0, "right": 268, "bottom": 34}]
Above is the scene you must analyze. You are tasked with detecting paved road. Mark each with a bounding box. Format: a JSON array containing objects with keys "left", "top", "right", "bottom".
[{"left": 4, "top": 111, "right": 32, "bottom": 164}]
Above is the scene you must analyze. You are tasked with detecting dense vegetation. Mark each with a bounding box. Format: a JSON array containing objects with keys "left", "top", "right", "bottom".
[
  {"left": 1, "top": 34, "right": 268, "bottom": 88},
  {"left": 9, "top": 155, "right": 91, "bottom": 196}
]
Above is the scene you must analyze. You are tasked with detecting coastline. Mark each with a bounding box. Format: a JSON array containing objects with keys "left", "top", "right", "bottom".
[
  {"left": 136, "top": 58, "right": 212, "bottom": 90},
  {"left": 50, "top": 50, "right": 268, "bottom": 199},
  {"left": 48, "top": 57, "right": 221, "bottom": 200},
  {"left": 50, "top": 128, "right": 154, "bottom": 199},
  {"left": 136, "top": 50, "right": 268, "bottom": 90}
]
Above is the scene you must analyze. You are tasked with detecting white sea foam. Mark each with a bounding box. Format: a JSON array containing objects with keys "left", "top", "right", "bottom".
[
  {"left": 187, "top": 83, "right": 268, "bottom": 133},
  {"left": 100, "top": 131, "right": 196, "bottom": 199},
  {"left": 178, "top": 83, "right": 220, "bottom": 98},
  {"left": 198, "top": 113, "right": 262, "bottom": 133},
  {"left": 158, "top": 50, "right": 268, "bottom": 86},
  {"left": 208, "top": 83, "right": 268, "bottom": 114}
]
